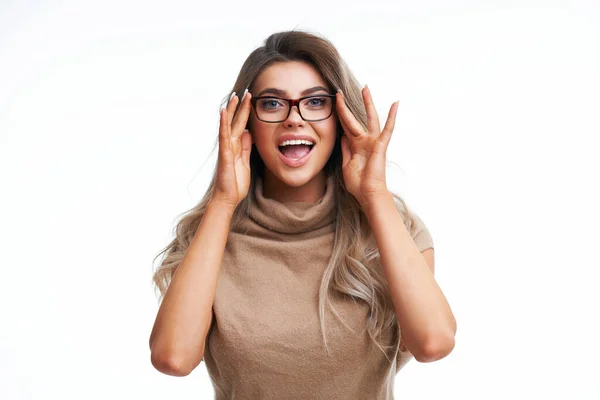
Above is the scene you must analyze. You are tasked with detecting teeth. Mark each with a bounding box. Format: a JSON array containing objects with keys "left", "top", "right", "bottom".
[{"left": 279, "top": 139, "right": 314, "bottom": 146}]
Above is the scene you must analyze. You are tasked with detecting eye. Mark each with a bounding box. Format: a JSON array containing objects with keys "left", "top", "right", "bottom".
[
  {"left": 304, "top": 97, "right": 328, "bottom": 108},
  {"left": 259, "top": 98, "right": 285, "bottom": 110}
]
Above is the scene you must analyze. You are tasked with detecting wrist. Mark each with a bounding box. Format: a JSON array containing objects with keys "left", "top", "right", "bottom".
[
  {"left": 206, "top": 199, "right": 237, "bottom": 218},
  {"left": 360, "top": 191, "right": 394, "bottom": 215}
]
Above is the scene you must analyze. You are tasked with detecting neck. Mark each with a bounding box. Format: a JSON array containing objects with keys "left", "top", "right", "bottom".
[{"left": 262, "top": 170, "right": 327, "bottom": 204}]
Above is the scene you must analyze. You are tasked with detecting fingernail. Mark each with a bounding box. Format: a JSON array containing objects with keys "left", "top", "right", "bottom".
[
  {"left": 229, "top": 91, "right": 236, "bottom": 102},
  {"left": 241, "top": 88, "right": 248, "bottom": 101},
  {"left": 364, "top": 84, "right": 368, "bottom": 90}
]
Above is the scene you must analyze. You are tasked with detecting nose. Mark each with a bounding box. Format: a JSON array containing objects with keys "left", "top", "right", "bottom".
[{"left": 283, "top": 105, "right": 305, "bottom": 127}]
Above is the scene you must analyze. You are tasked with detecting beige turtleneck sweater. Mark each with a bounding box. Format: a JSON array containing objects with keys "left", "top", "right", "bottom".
[{"left": 202, "top": 174, "right": 434, "bottom": 399}]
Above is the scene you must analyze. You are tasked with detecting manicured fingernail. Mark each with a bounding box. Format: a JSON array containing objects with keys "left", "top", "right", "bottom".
[
  {"left": 229, "top": 91, "right": 236, "bottom": 102},
  {"left": 241, "top": 88, "right": 248, "bottom": 101}
]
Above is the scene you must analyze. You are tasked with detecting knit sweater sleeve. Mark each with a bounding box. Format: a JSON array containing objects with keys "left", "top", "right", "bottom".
[{"left": 407, "top": 209, "right": 434, "bottom": 252}]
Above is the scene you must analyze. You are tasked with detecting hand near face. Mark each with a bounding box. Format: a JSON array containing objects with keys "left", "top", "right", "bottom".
[
  {"left": 336, "top": 85, "right": 399, "bottom": 208},
  {"left": 211, "top": 90, "right": 254, "bottom": 211}
]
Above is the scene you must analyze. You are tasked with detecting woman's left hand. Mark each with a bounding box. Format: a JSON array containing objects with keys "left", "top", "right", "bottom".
[{"left": 336, "top": 85, "right": 399, "bottom": 209}]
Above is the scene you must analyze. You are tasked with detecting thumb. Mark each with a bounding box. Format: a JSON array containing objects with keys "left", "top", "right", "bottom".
[{"left": 340, "top": 135, "right": 351, "bottom": 169}]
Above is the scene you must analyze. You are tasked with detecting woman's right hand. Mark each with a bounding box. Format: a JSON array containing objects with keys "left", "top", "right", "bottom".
[{"left": 211, "top": 90, "right": 253, "bottom": 211}]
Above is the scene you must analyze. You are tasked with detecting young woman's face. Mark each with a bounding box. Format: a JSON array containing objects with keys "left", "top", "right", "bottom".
[{"left": 249, "top": 60, "right": 338, "bottom": 189}]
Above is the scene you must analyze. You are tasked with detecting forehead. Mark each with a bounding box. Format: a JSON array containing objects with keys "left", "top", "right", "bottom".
[{"left": 253, "top": 61, "right": 328, "bottom": 96}]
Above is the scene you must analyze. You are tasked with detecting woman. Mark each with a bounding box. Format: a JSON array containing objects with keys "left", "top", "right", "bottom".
[{"left": 149, "top": 29, "right": 456, "bottom": 399}]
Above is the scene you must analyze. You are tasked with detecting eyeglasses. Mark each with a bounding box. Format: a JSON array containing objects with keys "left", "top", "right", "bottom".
[{"left": 250, "top": 94, "right": 336, "bottom": 123}]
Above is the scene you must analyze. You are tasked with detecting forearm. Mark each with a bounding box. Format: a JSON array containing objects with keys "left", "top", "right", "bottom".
[
  {"left": 362, "top": 193, "right": 456, "bottom": 362},
  {"left": 149, "top": 201, "right": 234, "bottom": 375}
]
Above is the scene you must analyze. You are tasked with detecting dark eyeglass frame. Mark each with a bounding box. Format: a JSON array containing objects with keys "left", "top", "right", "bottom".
[{"left": 250, "top": 94, "right": 337, "bottom": 123}]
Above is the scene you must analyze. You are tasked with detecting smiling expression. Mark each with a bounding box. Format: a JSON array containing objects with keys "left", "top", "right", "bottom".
[{"left": 249, "top": 60, "right": 339, "bottom": 195}]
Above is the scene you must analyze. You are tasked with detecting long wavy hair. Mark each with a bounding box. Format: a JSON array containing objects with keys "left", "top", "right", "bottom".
[{"left": 151, "top": 29, "right": 420, "bottom": 366}]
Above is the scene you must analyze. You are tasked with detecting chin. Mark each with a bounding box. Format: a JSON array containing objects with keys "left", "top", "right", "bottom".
[{"left": 273, "top": 171, "right": 317, "bottom": 187}]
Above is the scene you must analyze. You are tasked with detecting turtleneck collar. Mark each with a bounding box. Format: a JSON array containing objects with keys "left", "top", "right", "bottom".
[{"left": 246, "top": 174, "right": 336, "bottom": 235}]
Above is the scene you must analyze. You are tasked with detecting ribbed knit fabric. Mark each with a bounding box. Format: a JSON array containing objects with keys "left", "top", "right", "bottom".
[{"left": 202, "top": 174, "right": 434, "bottom": 399}]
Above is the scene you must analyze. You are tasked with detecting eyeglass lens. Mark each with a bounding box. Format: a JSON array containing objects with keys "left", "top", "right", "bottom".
[{"left": 255, "top": 96, "right": 333, "bottom": 122}]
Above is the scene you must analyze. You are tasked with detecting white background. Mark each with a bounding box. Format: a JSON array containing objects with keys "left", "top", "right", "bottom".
[{"left": 1, "top": 0, "right": 599, "bottom": 399}]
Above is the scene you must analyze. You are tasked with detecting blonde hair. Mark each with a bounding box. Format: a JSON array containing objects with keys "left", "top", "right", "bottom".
[{"left": 152, "top": 29, "right": 421, "bottom": 366}]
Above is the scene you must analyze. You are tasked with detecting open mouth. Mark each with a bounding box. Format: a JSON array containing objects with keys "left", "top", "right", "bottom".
[
  {"left": 276, "top": 143, "right": 316, "bottom": 167},
  {"left": 277, "top": 143, "right": 315, "bottom": 160}
]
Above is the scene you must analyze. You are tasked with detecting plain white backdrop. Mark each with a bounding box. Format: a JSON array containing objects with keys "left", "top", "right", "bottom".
[{"left": 1, "top": 0, "right": 599, "bottom": 399}]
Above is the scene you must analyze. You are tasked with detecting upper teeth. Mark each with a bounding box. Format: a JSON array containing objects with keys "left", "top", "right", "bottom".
[{"left": 279, "top": 139, "right": 314, "bottom": 146}]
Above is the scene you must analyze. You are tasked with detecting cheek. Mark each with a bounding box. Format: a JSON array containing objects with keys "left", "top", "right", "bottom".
[
  {"left": 331, "top": 119, "right": 340, "bottom": 135},
  {"left": 251, "top": 120, "right": 276, "bottom": 147},
  {"left": 318, "top": 119, "right": 339, "bottom": 143}
]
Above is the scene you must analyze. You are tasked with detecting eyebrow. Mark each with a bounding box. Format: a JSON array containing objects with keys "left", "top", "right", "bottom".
[{"left": 256, "top": 86, "right": 330, "bottom": 98}]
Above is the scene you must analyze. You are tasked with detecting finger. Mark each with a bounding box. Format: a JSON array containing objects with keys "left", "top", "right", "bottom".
[
  {"left": 231, "top": 90, "right": 252, "bottom": 138},
  {"left": 336, "top": 90, "right": 366, "bottom": 138},
  {"left": 336, "top": 111, "right": 351, "bottom": 139},
  {"left": 226, "top": 92, "right": 239, "bottom": 129},
  {"left": 362, "top": 85, "right": 380, "bottom": 135},
  {"left": 241, "top": 129, "right": 252, "bottom": 169},
  {"left": 219, "top": 107, "right": 232, "bottom": 161},
  {"left": 376, "top": 101, "right": 399, "bottom": 154},
  {"left": 340, "top": 135, "right": 351, "bottom": 170}
]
